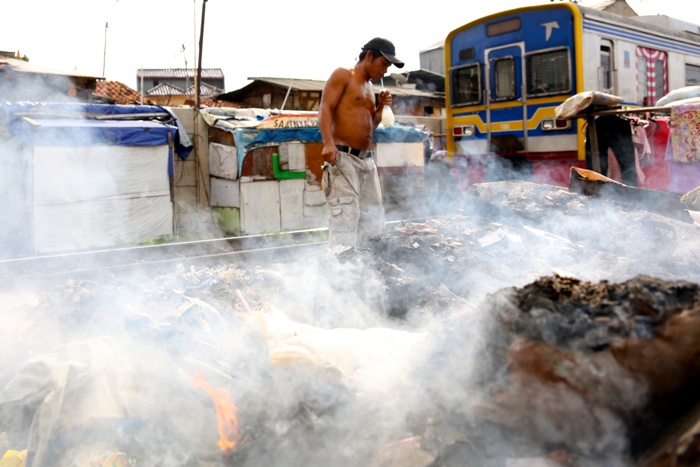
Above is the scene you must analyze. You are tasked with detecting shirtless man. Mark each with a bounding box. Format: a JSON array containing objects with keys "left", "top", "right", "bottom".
[{"left": 319, "top": 37, "right": 404, "bottom": 248}]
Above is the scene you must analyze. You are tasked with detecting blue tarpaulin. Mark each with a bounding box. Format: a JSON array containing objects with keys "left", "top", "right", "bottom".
[
  {"left": 0, "top": 101, "right": 169, "bottom": 117},
  {"left": 0, "top": 101, "right": 193, "bottom": 160},
  {"left": 7, "top": 118, "right": 179, "bottom": 174},
  {"left": 229, "top": 124, "right": 429, "bottom": 174}
]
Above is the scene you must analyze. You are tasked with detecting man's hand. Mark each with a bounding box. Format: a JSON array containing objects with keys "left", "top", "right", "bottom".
[
  {"left": 378, "top": 90, "right": 392, "bottom": 107},
  {"left": 322, "top": 143, "right": 339, "bottom": 166}
]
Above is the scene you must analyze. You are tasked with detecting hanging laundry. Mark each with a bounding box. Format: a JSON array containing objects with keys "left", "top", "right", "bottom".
[
  {"left": 666, "top": 102, "right": 700, "bottom": 163},
  {"left": 634, "top": 123, "right": 653, "bottom": 168},
  {"left": 585, "top": 115, "right": 638, "bottom": 187},
  {"left": 669, "top": 162, "right": 700, "bottom": 194},
  {"left": 640, "top": 119, "right": 670, "bottom": 191}
]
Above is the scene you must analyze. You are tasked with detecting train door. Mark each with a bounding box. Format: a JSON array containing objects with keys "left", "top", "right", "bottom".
[{"left": 485, "top": 43, "right": 528, "bottom": 155}]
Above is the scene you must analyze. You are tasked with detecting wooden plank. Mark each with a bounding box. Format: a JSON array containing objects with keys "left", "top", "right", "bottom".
[
  {"left": 587, "top": 115, "right": 602, "bottom": 174},
  {"left": 568, "top": 167, "right": 689, "bottom": 223},
  {"left": 174, "top": 159, "right": 197, "bottom": 187}
]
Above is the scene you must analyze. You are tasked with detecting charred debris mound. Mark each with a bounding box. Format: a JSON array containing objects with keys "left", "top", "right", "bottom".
[{"left": 1, "top": 180, "right": 700, "bottom": 467}]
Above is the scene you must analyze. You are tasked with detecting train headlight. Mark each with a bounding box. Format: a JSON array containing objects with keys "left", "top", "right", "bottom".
[
  {"left": 454, "top": 124, "right": 477, "bottom": 137},
  {"left": 541, "top": 118, "right": 571, "bottom": 131}
]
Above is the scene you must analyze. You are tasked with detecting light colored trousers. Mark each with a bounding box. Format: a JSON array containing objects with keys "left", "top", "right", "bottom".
[{"left": 322, "top": 151, "right": 385, "bottom": 247}]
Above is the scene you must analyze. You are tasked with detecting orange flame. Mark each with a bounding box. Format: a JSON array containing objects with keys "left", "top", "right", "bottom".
[{"left": 190, "top": 370, "right": 242, "bottom": 452}]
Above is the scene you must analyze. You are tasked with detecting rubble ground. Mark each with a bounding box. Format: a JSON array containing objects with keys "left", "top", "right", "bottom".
[{"left": 1, "top": 180, "right": 699, "bottom": 467}]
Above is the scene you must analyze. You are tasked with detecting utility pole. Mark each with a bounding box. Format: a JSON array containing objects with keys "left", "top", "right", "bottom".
[
  {"left": 102, "top": 22, "right": 108, "bottom": 77},
  {"left": 193, "top": 0, "right": 209, "bottom": 210},
  {"left": 195, "top": 0, "right": 207, "bottom": 111},
  {"left": 182, "top": 44, "right": 189, "bottom": 94}
]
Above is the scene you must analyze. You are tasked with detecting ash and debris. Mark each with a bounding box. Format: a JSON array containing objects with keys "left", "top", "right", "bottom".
[{"left": 1, "top": 180, "right": 700, "bottom": 467}]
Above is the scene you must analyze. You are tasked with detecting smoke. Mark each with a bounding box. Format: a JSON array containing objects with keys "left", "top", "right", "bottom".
[
  {"left": 1, "top": 189, "right": 696, "bottom": 466},
  {"left": 175, "top": 195, "right": 225, "bottom": 240},
  {"left": 0, "top": 72, "right": 83, "bottom": 104},
  {"left": 2, "top": 100, "right": 699, "bottom": 466}
]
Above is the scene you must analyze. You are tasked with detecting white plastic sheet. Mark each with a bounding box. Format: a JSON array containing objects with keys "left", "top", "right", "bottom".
[
  {"left": 33, "top": 196, "right": 172, "bottom": 253},
  {"left": 33, "top": 145, "right": 170, "bottom": 204},
  {"left": 208, "top": 142, "right": 238, "bottom": 180},
  {"left": 30, "top": 145, "right": 172, "bottom": 253}
]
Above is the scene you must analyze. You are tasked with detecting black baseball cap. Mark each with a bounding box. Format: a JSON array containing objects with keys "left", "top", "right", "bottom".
[{"left": 362, "top": 37, "right": 405, "bottom": 68}]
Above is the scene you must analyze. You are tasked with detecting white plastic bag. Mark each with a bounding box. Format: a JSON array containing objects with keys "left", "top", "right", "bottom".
[{"left": 381, "top": 105, "right": 395, "bottom": 128}]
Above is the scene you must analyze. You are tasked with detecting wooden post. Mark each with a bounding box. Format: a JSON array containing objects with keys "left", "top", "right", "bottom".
[
  {"left": 193, "top": 0, "right": 208, "bottom": 211},
  {"left": 587, "top": 114, "right": 602, "bottom": 175},
  {"left": 167, "top": 132, "right": 178, "bottom": 237}
]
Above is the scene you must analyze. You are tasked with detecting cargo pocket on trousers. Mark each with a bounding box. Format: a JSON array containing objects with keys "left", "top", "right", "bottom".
[
  {"left": 322, "top": 165, "right": 331, "bottom": 197},
  {"left": 327, "top": 196, "right": 357, "bottom": 232}
]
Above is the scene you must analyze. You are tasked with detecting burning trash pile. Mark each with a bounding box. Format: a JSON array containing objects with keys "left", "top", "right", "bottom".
[{"left": 1, "top": 180, "right": 700, "bottom": 467}]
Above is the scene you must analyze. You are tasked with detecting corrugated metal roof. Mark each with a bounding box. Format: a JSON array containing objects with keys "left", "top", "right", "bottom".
[
  {"left": 420, "top": 39, "right": 445, "bottom": 53},
  {"left": 0, "top": 57, "right": 103, "bottom": 79},
  {"left": 220, "top": 77, "right": 443, "bottom": 101},
  {"left": 247, "top": 77, "right": 327, "bottom": 92},
  {"left": 137, "top": 68, "right": 224, "bottom": 79},
  {"left": 146, "top": 83, "right": 186, "bottom": 96},
  {"left": 185, "top": 82, "right": 223, "bottom": 97},
  {"left": 375, "top": 84, "right": 442, "bottom": 98},
  {"left": 578, "top": 5, "right": 700, "bottom": 44},
  {"left": 588, "top": 1, "right": 617, "bottom": 10},
  {"left": 200, "top": 98, "right": 248, "bottom": 108}
]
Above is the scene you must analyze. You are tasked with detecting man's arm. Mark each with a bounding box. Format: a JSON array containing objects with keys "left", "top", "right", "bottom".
[{"left": 319, "top": 68, "right": 351, "bottom": 166}]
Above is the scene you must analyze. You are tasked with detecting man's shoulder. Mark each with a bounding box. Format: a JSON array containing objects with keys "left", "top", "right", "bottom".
[{"left": 328, "top": 67, "right": 353, "bottom": 83}]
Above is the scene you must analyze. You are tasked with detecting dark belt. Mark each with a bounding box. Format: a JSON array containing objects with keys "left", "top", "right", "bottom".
[{"left": 336, "top": 145, "right": 373, "bottom": 159}]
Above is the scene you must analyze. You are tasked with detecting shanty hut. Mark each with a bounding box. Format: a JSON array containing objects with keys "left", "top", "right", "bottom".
[
  {"left": 200, "top": 108, "right": 430, "bottom": 235},
  {"left": 0, "top": 103, "right": 191, "bottom": 255}
]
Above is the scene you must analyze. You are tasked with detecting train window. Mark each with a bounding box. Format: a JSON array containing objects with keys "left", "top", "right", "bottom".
[
  {"left": 493, "top": 58, "right": 516, "bottom": 99},
  {"left": 637, "top": 56, "right": 647, "bottom": 103},
  {"left": 655, "top": 60, "right": 665, "bottom": 99},
  {"left": 526, "top": 49, "right": 571, "bottom": 95},
  {"left": 600, "top": 40, "right": 613, "bottom": 93},
  {"left": 452, "top": 63, "right": 481, "bottom": 105},
  {"left": 636, "top": 47, "right": 667, "bottom": 105},
  {"left": 687, "top": 64, "right": 700, "bottom": 85},
  {"left": 486, "top": 17, "right": 521, "bottom": 37},
  {"left": 459, "top": 48, "right": 476, "bottom": 62}
]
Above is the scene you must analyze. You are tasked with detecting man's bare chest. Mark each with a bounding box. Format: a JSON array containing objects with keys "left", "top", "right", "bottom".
[{"left": 341, "top": 81, "right": 375, "bottom": 110}]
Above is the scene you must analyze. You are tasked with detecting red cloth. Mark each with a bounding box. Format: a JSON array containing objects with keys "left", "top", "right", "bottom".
[{"left": 639, "top": 119, "right": 669, "bottom": 190}]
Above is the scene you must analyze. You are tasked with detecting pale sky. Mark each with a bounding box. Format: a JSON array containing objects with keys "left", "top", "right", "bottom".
[{"left": 3, "top": 0, "right": 700, "bottom": 93}]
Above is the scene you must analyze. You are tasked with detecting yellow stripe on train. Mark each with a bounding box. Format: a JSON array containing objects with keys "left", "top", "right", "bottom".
[{"left": 452, "top": 107, "right": 560, "bottom": 133}]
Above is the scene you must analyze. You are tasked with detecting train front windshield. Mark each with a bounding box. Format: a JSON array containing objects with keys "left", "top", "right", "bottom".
[{"left": 446, "top": 6, "right": 578, "bottom": 163}]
